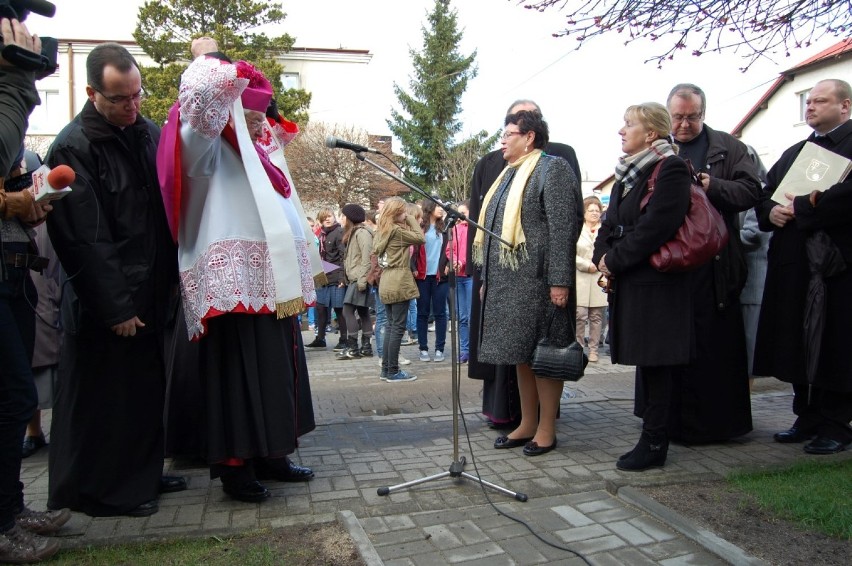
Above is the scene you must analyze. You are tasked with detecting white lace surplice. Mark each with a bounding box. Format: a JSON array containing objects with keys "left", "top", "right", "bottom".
[{"left": 177, "top": 56, "right": 315, "bottom": 338}]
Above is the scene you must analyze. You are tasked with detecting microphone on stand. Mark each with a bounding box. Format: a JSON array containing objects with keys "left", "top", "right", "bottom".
[{"left": 325, "top": 136, "right": 381, "bottom": 154}]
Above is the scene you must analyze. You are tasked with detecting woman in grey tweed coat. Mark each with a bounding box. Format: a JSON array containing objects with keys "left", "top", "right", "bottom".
[{"left": 474, "top": 110, "right": 578, "bottom": 457}]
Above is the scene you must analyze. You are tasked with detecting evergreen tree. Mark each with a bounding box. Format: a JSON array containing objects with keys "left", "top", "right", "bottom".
[
  {"left": 132, "top": 0, "right": 311, "bottom": 125},
  {"left": 387, "top": 0, "right": 477, "bottom": 195}
]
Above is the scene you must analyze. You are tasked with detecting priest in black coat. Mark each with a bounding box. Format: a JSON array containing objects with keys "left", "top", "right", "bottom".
[
  {"left": 45, "top": 44, "right": 181, "bottom": 517},
  {"left": 754, "top": 78, "right": 852, "bottom": 454}
]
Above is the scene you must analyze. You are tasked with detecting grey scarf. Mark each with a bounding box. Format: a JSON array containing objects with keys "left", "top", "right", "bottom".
[{"left": 614, "top": 139, "right": 677, "bottom": 196}]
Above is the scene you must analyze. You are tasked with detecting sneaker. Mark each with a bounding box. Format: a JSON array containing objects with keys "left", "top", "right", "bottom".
[
  {"left": 15, "top": 507, "right": 71, "bottom": 535},
  {"left": 386, "top": 370, "right": 417, "bottom": 382},
  {"left": 304, "top": 337, "right": 326, "bottom": 348},
  {"left": 380, "top": 369, "right": 388, "bottom": 381},
  {"left": 0, "top": 523, "right": 60, "bottom": 563},
  {"left": 332, "top": 340, "right": 347, "bottom": 352},
  {"left": 419, "top": 350, "right": 431, "bottom": 362},
  {"left": 459, "top": 353, "right": 469, "bottom": 363},
  {"left": 401, "top": 334, "right": 418, "bottom": 346},
  {"left": 428, "top": 323, "right": 435, "bottom": 332},
  {"left": 433, "top": 350, "right": 445, "bottom": 362},
  {"left": 399, "top": 355, "right": 411, "bottom": 366},
  {"left": 21, "top": 435, "right": 47, "bottom": 458}
]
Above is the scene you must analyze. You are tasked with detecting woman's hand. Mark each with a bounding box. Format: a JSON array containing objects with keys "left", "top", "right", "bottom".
[
  {"left": 550, "top": 286, "right": 569, "bottom": 307},
  {"left": 588, "top": 263, "right": 598, "bottom": 274}
]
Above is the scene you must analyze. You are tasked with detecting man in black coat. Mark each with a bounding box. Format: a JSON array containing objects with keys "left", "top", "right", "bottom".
[
  {"left": 754, "top": 78, "right": 852, "bottom": 455},
  {"left": 651, "top": 83, "right": 761, "bottom": 443},
  {"left": 45, "top": 43, "right": 184, "bottom": 517},
  {"left": 467, "top": 100, "right": 582, "bottom": 427}
]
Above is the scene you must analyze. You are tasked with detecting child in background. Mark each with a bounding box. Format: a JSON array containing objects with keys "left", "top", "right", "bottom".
[
  {"left": 374, "top": 198, "right": 425, "bottom": 382},
  {"left": 447, "top": 201, "right": 472, "bottom": 363}
]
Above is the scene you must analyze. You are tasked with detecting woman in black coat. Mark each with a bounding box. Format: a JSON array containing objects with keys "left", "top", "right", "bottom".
[{"left": 593, "top": 102, "right": 692, "bottom": 471}]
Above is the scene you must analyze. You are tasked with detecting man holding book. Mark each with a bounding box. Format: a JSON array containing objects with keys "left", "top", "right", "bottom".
[{"left": 754, "top": 79, "right": 852, "bottom": 455}]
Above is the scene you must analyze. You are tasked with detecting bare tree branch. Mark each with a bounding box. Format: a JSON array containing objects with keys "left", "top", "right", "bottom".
[
  {"left": 521, "top": 0, "right": 851, "bottom": 70},
  {"left": 285, "top": 123, "right": 389, "bottom": 211}
]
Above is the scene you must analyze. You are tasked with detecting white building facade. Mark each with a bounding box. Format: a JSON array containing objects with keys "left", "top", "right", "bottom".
[
  {"left": 732, "top": 39, "right": 852, "bottom": 169},
  {"left": 27, "top": 40, "right": 373, "bottom": 137}
]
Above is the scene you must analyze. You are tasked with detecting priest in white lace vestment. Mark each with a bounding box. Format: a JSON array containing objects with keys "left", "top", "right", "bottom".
[{"left": 157, "top": 37, "right": 323, "bottom": 502}]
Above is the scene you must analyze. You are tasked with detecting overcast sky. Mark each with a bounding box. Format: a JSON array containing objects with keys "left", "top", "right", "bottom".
[{"left": 31, "top": 0, "right": 844, "bottom": 182}]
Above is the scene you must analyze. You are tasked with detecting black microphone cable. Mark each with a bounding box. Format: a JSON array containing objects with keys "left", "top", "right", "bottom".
[{"left": 454, "top": 378, "right": 595, "bottom": 565}]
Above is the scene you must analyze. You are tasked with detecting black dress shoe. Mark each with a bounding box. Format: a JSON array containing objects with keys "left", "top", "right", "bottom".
[
  {"left": 22, "top": 435, "right": 47, "bottom": 458},
  {"left": 493, "top": 435, "right": 534, "bottom": 449},
  {"left": 803, "top": 437, "right": 849, "bottom": 455},
  {"left": 523, "top": 438, "right": 557, "bottom": 457},
  {"left": 222, "top": 480, "right": 271, "bottom": 503},
  {"left": 773, "top": 427, "right": 815, "bottom": 444},
  {"left": 159, "top": 475, "right": 188, "bottom": 493},
  {"left": 255, "top": 458, "right": 315, "bottom": 482},
  {"left": 126, "top": 499, "right": 159, "bottom": 517}
]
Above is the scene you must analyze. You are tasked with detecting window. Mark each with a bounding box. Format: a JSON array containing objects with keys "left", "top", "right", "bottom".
[
  {"left": 28, "top": 90, "right": 62, "bottom": 134},
  {"left": 797, "top": 89, "right": 811, "bottom": 123},
  {"left": 282, "top": 72, "right": 300, "bottom": 91}
]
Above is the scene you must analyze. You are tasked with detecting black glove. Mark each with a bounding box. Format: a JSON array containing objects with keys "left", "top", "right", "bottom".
[{"left": 266, "top": 98, "right": 279, "bottom": 120}]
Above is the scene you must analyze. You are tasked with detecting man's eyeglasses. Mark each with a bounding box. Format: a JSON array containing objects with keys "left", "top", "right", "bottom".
[
  {"left": 92, "top": 87, "right": 146, "bottom": 105},
  {"left": 671, "top": 113, "right": 703, "bottom": 125},
  {"left": 501, "top": 131, "right": 525, "bottom": 140}
]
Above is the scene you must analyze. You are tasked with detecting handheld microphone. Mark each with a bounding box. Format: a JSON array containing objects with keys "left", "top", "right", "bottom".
[
  {"left": 325, "top": 136, "right": 380, "bottom": 154},
  {"left": 31, "top": 164, "right": 74, "bottom": 202}
]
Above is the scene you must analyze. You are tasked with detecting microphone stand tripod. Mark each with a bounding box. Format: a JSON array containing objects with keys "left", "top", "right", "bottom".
[{"left": 355, "top": 153, "right": 527, "bottom": 502}]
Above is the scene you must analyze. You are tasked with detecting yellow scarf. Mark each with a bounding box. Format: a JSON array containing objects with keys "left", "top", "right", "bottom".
[{"left": 472, "top": 149, "right": 542, "bottom": 270}]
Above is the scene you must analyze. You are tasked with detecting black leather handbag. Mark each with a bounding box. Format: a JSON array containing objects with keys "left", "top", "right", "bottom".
[{"left": 530, "top": 306, "right": 588, "bottom": 382}]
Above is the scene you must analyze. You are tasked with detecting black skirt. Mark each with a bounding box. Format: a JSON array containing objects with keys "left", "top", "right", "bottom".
[
  {"left": 200, "top": 313, "right": 315, "bottom": 465},
  {"left": 343, "top": 282, "right": 370, "bottom": 307}
]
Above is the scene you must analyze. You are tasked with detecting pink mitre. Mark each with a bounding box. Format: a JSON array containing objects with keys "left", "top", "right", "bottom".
[{"left": 235, "top": 60, "right": 273, "bottom": 112}]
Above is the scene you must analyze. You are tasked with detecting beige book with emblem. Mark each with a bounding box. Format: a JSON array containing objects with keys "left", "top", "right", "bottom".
[{"left": 771, "top": 141, "right": 852, "bottom": 204}]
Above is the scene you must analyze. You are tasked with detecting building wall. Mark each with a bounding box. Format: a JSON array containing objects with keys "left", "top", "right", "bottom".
[
  {"left": 26, "top": 42, "right": 372, "bottom": 136},
  {"left": 738, "top": 60, "right": 852, "bottom": 169}
]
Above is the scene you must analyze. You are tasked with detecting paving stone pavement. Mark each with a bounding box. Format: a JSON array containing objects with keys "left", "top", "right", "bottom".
[{"left": 21, "top": 330, "right": 850, "bottom": 564}]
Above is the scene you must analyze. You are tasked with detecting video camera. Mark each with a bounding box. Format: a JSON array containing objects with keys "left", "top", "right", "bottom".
[{"left": 0, "top": 0, "right": 58, "bottom": 75}]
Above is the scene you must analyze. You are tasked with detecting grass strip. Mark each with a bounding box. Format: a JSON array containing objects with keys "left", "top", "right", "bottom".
[{"left": 728, "top": 458, "right": 851, "bottom": 540}]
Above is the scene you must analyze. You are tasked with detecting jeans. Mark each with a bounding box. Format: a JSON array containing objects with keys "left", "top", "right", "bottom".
[
  {"left": 454, "top": 276, "right": 472, "bottom": 355},
  {"left": 416, "top": 276, "right": 449, "bottom": 353},
  {"left": 406, "top": 299, "right": 417, "bottom": 334},
  {"left": 0, "top": 264, "right": 38, "bottom": 530},
  {"left": 372, "top": 288, "right": 386, "bottom": 356},
  {"left": 382, "top": 301, "right": 410, "bottom": 375}
]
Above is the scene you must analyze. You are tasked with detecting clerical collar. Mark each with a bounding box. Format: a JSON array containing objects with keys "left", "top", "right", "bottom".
[{"left": 814, "top": 121, "right": 846, "bottom": 139}]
